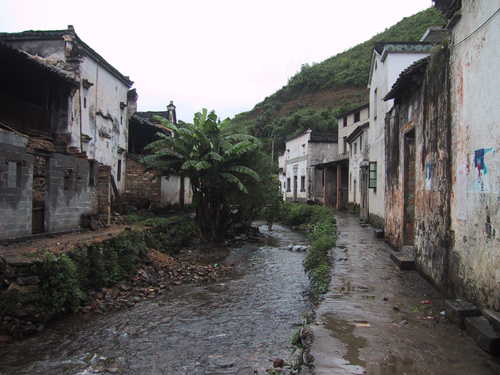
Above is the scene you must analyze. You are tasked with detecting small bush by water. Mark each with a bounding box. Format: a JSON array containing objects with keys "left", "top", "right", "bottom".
[{"left": 30, "top": 215, "right": 196, "bottom": 322}]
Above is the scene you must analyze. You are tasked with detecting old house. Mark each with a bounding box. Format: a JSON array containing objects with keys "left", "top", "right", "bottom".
[
  {"left": 336, "top": 103, "right": 370, "bottom": 217},
  {"left": 0, "top": 26, "right": 134, "bottom": 194},
  {"left": 367, "top": 41, "right": 434, "bottom": 229},
  {"left": 0, "top": 27, "right": 134, "bottom": 240},
  {"left": 126, "top": 102, "right": 192, "bottom": 209},
  {"left": 384, "top": 0, "right": 500, "bottom": 311},
  {"left": 434, "top": 0, "right": 500, "bottom": 310},
  {"left": 278, "top": 130, "right": 338, "bottom": 204}
]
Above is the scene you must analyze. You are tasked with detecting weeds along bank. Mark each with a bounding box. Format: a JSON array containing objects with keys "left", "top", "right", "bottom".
[
  {"left": 0, "top": 215, "right": 204, "bottom": 343},
  {"left": 278, "top": 202, "right": 338, "bottom": 301}
]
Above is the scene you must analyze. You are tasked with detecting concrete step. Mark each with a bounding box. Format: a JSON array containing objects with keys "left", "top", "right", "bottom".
[
  {"left": 483, "top": 309, "right": 500, "bottom": 332},
  {"left": 373, "top": 229, "right": 384, "bottom": 238},
  {"left": 390, "top": 251, "right": 415, "bottom": 270},
  {"left": 402, "top": 245, "right": 415, "bottom": 259},
  {"left": 465, "top": 316, "right": 500, "bottom": 355},
  {"left": 445, "top": 300, "right": 481, "bottom": 329}
]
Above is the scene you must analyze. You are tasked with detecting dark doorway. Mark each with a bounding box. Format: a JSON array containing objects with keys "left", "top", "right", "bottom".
[
  {"left": 404, "top": 130, "right": 416, "bottom": 245},
  {"left": 32, "top": 156, "right": 46, "bottom": 234}
]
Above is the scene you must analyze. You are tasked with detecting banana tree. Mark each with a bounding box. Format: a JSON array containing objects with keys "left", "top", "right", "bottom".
[{"left": 141, "top": 109, "right": 261, "bottom": 240}]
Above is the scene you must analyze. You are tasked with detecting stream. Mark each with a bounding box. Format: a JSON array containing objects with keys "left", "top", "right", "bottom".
[{"left": 0, "top": 223, "right": 310, "bottom": 375}]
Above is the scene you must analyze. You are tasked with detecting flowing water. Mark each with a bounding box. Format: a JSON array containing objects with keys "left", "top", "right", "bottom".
[{"left": 0, "top": 223, "right": 310, "bottom": 375}]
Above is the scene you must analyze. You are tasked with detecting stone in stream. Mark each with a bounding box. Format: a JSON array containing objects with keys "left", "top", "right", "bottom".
[{"left": 205, "top": 355, "right": 239, "bottom": 375}]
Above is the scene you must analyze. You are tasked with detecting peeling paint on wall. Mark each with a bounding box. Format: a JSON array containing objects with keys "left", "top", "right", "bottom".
[{"left": 456, "top": 164, "right": 468, "bottom": 220}]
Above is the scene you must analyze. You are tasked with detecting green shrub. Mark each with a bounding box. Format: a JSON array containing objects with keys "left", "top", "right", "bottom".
[
  {"left": 34, "top": 252, "right": 86, "bottom": 321},
  {"left": 144, "top": 218, "right": 197, "bottom": 254},
  {"left": 72, "top": 229, "right": 146, "bottom": 288}
]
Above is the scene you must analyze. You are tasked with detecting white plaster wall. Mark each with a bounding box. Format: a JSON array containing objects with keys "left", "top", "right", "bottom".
[
  {"left": 348, "top": 129, "right": 368, "bottom": 205},
  {"left": 368, "top": 50, "right": 429, "bottom": 225},
  {"left": 79, "top": 57, "right": 130, "bottom": 192},
  {"left": 283, "top": 132, "right": 310, "bottom": 201},
  {"left": 449, "top": 1, "right": 500, "bottom": 308},
  {"left": 160, "top": 176, "right": 193, "bottom": 206},
  {"left": 338, "top": 106, "right": 370, "bottom": 153}
]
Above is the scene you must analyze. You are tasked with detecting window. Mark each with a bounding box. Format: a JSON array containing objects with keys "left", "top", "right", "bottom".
[
  {"left": 373, "top": 89, "right": 378, "bottom": 119},
  {"left": 301, "top": 144, "right": 306, "bottom": 155},
  {"left": 343, "top": 118, "right": 347, "bottom": 127},
  {"left": 350, "top": 145, "right": 352, "bottom": 157},
  {"left": 300, "top": 175, "right": 305, "bottom": 192},
  {"left": 343, "top": 137, "right": 347, "bottom": 154},
  {"left": 89, "top": 160, "right": 96, "bottom": 186},
  {"left": 369, "top": 162, "right": 377, "bottom": 189},
  {"left": 354, "top": 143, "right": 357, "bottom": 154},
  {"left": 7, "top": 161, "right": 21, "bottom": 188},
  {"left": 117, "top": 160, "right": 122, "bottom": 182},
  {"left": 286, "top": 149, "right": 290, "bottom": 159},
  {"left": 354, "top": 112, "right": 360, "bottom": 123},
  {"left": 64, "top": 169, "right": 74, "bottom": 190},
  {"left": 286, "top": 178, "right": 291, "bottom": 192},
  {"left": 360, "top": 135, "right": 363, "bottom": 150},
  {"left": 84, "top": 97, "right": 87, "bottom": 108}
]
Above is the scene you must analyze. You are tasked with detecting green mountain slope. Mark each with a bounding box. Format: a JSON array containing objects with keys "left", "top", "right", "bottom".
[{"left": 227, "top": 7, "right": 445, "bottom": 155}]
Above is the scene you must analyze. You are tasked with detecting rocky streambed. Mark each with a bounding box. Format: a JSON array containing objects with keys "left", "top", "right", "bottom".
[{"left": 0, "top": 223, "right": 311, "bottom": 375}]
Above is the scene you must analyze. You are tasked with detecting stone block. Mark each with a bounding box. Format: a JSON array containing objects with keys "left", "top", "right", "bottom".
[
  {"left": 465, "top": 316, "right": 500, "bottom": 355},
  {"left": 483, "top": 309, "right": 500, "bottom": 332},
  {"left": 374, "top": 229, "right": 384, "bottom": 238},
  {"left": 390, "top": 251, "right": 415, "bottom": 270},
  {"left": 445, "top": 300, "right": 481, "bottom": 329},
  {"left": 16, "top": 276, "right": 40, "bottom": 286},
  {"left": 402, "top": 246, "right": 415, "bottom": 259}
]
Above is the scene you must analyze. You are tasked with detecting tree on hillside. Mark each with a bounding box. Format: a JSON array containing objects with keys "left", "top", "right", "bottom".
[{"left": 141, "top": 109, "right": 262, "bottom": 241}]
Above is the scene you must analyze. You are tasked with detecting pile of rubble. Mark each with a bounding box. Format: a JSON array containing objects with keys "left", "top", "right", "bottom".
[{"left": 79, "top": 249, "right": 232, "bottom": 315}]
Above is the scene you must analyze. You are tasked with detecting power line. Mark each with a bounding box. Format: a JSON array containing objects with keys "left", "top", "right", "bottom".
[{"left": 453, "top": 6, "right": 500, "bottom": 47}]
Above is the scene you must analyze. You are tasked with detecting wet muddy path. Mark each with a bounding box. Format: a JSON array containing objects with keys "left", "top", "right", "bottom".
[
  {"left": 0, "top": 223, "right": 310, "bottom": 375},
  {"left": 310, "top": 212, "right": 500, "bottom": 375}
]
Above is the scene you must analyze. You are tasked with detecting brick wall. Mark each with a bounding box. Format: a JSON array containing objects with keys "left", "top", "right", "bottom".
[{"left": 124, "top": 156, "right": 161, "bottom": 208}]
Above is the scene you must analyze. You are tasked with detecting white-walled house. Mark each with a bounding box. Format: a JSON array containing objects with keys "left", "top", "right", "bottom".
[
  {"left": 278, "top": 130, "right": 338, "bottom": 203},
  {"left": 367, "top": 42, "right": 433, "bottom": 228},
  {"left": 0, "top": 26, "right": 134, "bottom": 193},
  {"left": 336, "top": 103, "right": 370, "bottom": 217},
  {"left": 0, "top": 27, "right": 134, "bottom": 239}
]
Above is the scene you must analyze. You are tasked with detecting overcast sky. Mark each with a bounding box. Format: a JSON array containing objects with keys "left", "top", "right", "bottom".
[{"left": 1, "top": 0, "right": 435, "bottom": 122}]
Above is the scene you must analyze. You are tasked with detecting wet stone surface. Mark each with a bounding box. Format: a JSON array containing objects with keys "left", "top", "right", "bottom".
[
  {"left": 310, "top": 212, "right": 500, "bottom": 375},
  {"left": 0, "top": 223, "right": 310, "bottom": 375}
]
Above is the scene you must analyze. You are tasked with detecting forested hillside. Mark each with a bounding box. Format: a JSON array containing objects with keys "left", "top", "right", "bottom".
[{"left": 226, "top": 7, "right": 446, "bottom": 154}]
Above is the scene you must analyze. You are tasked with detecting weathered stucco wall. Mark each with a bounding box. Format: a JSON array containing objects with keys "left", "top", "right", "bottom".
[
  {"left": 283, "top": 132, "right": 310, "bottom": 202},
  {"left": 0, "top": 132, "right": 33, "bottom": 239},
  {"left": 44, "top": 154, "right": 95, "bottom": 233},
  {"left": 413, "top": 49, "right": 454, "bottom": 298},
  {"left": 448, "top": 1, "right": 500, "bottom": 310}
]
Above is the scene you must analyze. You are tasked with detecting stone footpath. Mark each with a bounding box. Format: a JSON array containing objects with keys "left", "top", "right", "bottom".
[{"left": 305, "top": 212, "right": 500, "bottom": 375}]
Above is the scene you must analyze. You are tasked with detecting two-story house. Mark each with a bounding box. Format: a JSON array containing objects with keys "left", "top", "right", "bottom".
[
  {"left": 278, "top": 130, "right": 338, "bottom": 204},
  {"left": 0, "top": 27, "right": 134, "bottom": 240}
]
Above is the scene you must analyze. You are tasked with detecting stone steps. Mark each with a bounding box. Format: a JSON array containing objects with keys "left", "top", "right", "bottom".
[
  {"left": 390, "top": 251, "right": 415, "bottom": 270},
  {"left": 465, "top": 316, "right": 500, "bottom": 355}
]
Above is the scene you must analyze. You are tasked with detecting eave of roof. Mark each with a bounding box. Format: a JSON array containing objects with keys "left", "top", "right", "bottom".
[
  {"left": 346, "top": 123, "right": 369, "bottom": 144},
  {"left": 0, "top": 41, "right": 79, "bottom": 86},
  {"left": 383, "top": 56, "right": 430, "bottom": 101},
  {"left": 0, "top": 26, "right": 133, "bottom": 87},
  {"left": 309, "top": 133, "right": 338, "bottom": 143}
]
